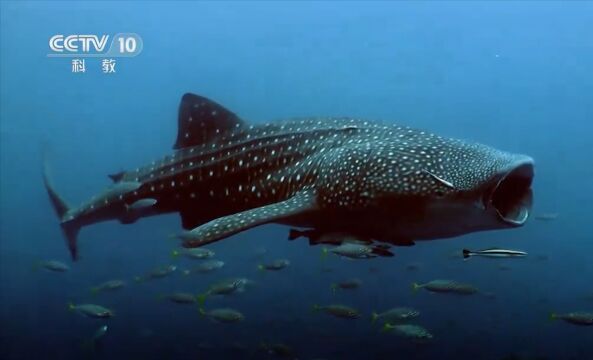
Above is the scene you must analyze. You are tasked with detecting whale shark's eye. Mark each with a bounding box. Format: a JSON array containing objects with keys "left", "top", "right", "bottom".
[{"left": 434, "top": 190, "right": 445, "bottom": 198}]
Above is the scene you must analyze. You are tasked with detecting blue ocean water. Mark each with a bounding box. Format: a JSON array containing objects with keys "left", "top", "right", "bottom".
[{"left": 1, "top": 2, "right": 592, "bottom": 359}]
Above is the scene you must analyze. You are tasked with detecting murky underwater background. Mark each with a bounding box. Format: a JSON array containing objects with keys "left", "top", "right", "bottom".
[{"left": 1, "top": 2, "right": 592, "bottom": 359}]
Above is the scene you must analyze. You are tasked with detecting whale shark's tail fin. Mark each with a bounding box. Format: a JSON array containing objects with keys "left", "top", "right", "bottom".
[{"left": 43, "top": 158, "right": 80, "bottom": 261}]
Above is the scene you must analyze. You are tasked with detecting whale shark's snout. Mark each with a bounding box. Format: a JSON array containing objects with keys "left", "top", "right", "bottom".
[
  {"left": 484, "top": 157, "right": 534, "bottom": 226},
  {"left": 381, "top": 147, "right": 535, "bottom": 241}
]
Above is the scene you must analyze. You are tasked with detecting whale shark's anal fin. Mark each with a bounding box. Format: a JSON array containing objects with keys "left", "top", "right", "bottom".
[{"left": 180, "top": 190, "right": 317, "bottom": 248}]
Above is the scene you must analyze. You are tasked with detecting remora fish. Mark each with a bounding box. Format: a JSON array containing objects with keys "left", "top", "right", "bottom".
[
  {"left": 462, "top": 248, "right": 528, "bottom": 259},
  {"left": 43, "top": 93, "right": 534, "bottom": 260}
]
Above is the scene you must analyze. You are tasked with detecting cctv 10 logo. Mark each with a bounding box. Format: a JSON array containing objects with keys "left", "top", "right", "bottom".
[{"left": 48, "top": 33, "right": 143, "bottom": 57}]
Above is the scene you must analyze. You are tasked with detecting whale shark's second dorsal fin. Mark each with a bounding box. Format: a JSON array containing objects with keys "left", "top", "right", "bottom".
[
  {"left": 173, "top": 93, "right": 245, "bottom": 150},
  {"left": 108, "top": 171, "right": 125, "bottom": 183}
]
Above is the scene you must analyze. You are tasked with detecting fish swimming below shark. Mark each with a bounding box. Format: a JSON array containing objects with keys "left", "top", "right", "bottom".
[
  {"left": 43, "top": 93, "right": 535, "bottom": 261},
  {"left": 462, "top": 248, "right": 528, "bottom": 259}
]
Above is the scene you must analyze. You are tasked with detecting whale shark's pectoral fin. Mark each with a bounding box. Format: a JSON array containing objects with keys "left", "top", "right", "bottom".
[{"left": 180, "top": 190, "right": 317, "bottom": 248}]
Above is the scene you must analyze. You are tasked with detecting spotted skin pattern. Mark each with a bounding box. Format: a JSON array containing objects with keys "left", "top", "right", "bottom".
[{"left": 44, "top": 93, "right": 534, "bottom": 260}]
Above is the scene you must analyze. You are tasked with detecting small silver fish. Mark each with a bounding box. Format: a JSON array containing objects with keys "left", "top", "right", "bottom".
[
  {"left": 91, "top": 279, "right": 126, "bottom": 294},
  {"left": 126, "top": 198, "right": 157, "bottom": 211},
  {"left": 38, "top": 260, "right": 70, "bottom": 272},
  {"left": 462, "top": 248, "right": 527, "bottom": 259},
  {"left": 84, "top": 182, "right": 142, "bottom": 212},
  {"left": 550, "top": 312, "right": 593, "bottom": 326},
  {"left": 161, "top": 292, "right": 197, "bottom": 304},
  {"left": 325, "top": 243, "right": 380, "bottom": 259},
  {"left": 135, "top": 265, "right": 177, "bottom": 282},
  {"left": 68, "top": 303, "right": 114, "bottom": 318},
  {"left": 258, "top": 259, "right": 290, "bottom": 271},
  {"left": 197, "top": 278, "right": 253, "bottom": 306},
  {"left": 382, "top": 323, "right": 433, "bottom": 340},
  {"left": 150, "top": 265, "right": 177, "bottom": 278},
  {"left": 312, "top": 304, "right": 360, "bottom": 319},
  {"left": 412, "top": 279, "right": 478, "bottom": 295},
  {"left": 371, "top": 307, "right": 419, "bottom": 324},
  {"left": 171, "top": 247, "right": 215, "bottom": 260},
  {"left": 199, "top": 307, "right": 244, "bottom": 323},
  {"left": 190, "top": 260, "right": 225, "bottom": 273},
  {"left": 321, "top": 242, "right": 393, "bottom": 259}
]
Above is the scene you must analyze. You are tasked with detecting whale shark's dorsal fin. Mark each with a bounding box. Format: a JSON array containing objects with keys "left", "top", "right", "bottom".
[{"left": 173, "top": 93, "right": 245, "bottom": 150}]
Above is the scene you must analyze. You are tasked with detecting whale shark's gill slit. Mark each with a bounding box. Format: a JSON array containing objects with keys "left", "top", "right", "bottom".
[{"left": 173, "top": 93, "right": 245, "bottom": 150}]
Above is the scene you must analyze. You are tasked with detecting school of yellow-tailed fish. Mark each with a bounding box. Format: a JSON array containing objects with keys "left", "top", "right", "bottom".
[{"left": 35, "top": 213, "right": 591, "bottom": 359}]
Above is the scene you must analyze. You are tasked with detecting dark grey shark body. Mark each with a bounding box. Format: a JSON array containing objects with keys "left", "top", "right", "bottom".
[{"left": 44, "top": 93, "right": 534, "bottom": 260}]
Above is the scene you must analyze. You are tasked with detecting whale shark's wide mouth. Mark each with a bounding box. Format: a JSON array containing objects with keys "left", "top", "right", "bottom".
[{"left": 486, "top": 161, "right": 534, "bottom": 226}]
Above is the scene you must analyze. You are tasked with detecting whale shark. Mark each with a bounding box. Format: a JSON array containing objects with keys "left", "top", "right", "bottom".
[{"left": 44, "top": 93, "right": 534, "bottom": 260}]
